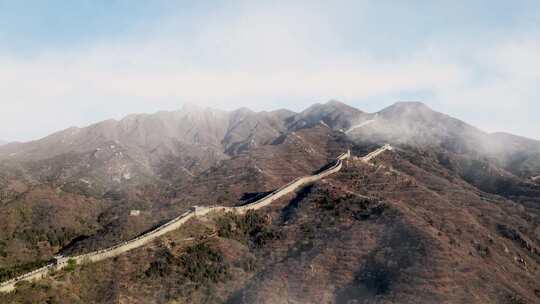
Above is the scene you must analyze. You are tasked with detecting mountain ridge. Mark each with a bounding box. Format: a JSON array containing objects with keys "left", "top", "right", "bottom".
[
  {"left": 3, "top": 100, "right": 538, "bottom": 147},
  {"left": 3, "top": 100, "right": 538, "bottom": 158},
  {"left": 2, "top": 100, "right": 539, "bottom": 183}
]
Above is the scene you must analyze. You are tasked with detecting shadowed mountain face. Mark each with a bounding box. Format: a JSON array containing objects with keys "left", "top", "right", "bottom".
[{"left": 1, "top": 101, "right": 540, "bottom": 303}]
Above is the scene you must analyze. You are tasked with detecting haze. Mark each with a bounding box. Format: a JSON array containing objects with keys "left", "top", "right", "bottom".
[{"left": 1, "top": 1, "right": 539, "bottom": 142}]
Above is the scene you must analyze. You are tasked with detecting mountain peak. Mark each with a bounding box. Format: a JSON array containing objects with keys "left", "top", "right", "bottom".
[
  {"left": 378, "top": 101, "right": 434, "bottom": 117},
  {"left": 391, "top": 101, "right": 429, "bottom": 109},
  {"left": 325, "top": 100, "right": 362, "bottom": 111},
  {"left": 325, "top": 99, "right": 347, "bottom": 106}
]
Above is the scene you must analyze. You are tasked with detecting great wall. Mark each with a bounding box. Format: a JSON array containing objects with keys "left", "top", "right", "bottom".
[{"left": 0, "top": 145, "right": 392, "bottom": 293}]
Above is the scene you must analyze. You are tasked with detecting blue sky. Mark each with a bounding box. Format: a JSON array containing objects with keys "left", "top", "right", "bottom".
[{"left": 1, "top": 0, "right": 539, "bottom": 141}]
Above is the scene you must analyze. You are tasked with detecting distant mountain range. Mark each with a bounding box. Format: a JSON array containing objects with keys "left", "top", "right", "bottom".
[
  {"left": 1, "top": 101, "right": 540, "bottom": 303},
  {"left": 2, "top": 101, "right": 539, "bottom": 179}
]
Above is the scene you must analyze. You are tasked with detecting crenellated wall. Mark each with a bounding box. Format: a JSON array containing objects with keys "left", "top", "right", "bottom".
[
  {"left": 0, "top": 264, "right": 55, "bottom": 293},
  {"left": 1, "top": 146, "right": 390, "bottom": 293}
]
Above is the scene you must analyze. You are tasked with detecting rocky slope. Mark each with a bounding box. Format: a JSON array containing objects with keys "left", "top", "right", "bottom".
[{"left": 1, "top": 101, "right": 540, "bottom": 303}]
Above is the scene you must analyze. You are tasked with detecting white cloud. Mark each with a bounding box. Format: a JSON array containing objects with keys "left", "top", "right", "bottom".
[
  {"left": 0, "top": 3, "right": 539, "bottom": 141},
  {"left": 430, "top": 38, "right": 540, "bottom": 136}
]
